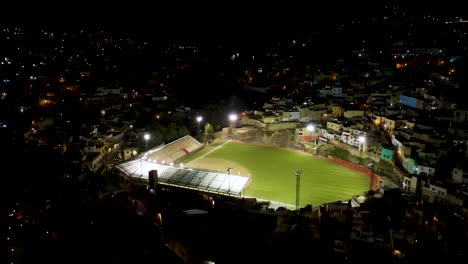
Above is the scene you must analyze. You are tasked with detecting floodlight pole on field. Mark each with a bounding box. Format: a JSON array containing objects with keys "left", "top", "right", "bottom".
[
  {"left": 144, "top": 133, "right": 150, "bottom": 151},
  {"left": 295, "top": 170, "right": 302, "bottom": 211},
  {"left": 368, "top": 162, "right": 374, "bottom": 191},
  {"left": 227, "top": 168, "right": 233, "bottom": 194}
]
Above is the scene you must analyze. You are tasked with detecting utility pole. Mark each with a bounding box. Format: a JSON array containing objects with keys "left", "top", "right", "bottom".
[{"left": 295, "top": 170, "right": 302, "bottom": 211}]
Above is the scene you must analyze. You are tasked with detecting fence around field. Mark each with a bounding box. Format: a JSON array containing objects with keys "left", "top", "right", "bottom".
[{"left": 327, "top": 155, "right": 380, "bottom": 190}]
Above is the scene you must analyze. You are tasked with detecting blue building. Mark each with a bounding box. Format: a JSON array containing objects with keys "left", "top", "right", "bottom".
[{"left": 399, "top": 94, "right": 417, "bottom": 108}]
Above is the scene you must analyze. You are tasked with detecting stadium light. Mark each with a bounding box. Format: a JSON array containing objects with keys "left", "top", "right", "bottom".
[
  {"left": 295, "top": 170, "right": 302, "bottom": 211},
  {"left": 368, "top": 162, "right": 374, "bottom": 191},
  {"left": 196, "top": 116, "right": 203, "bottom": 132},
  {"left": 358, "top": 136, "right": 366, "bottom": 152},
  {"left": 144, "top": 133, "right": 150, "bottom": 151},
  {"left": 228, "top": 114, "right": 238, "bottom": 134},
  {"left": 227, "top": 167, "right": 233, "bottom": 193},
  {"left": 229, "top": 114, "right": 237, "bottom": 122},
  {"left": 228, "top": 114, "right": 238, "bottom": 127}
]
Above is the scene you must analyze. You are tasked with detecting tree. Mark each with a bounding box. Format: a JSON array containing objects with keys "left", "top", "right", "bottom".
[
  {"left": 177, "top": 124, "right": 190, "bottom": 138},
  {"left": 203, "top": 123, "right": 215, "bottom": 143},
  {"left": 331, "top": 147, "right": 352, "bottom": 161},
  {"left": 165, "top": 122, "right": 178, "bottom": 142}
]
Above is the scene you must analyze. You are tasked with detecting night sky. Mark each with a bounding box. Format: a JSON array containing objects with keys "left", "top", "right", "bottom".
[
  {"left": 2, "top": 1, "right": 467, "bottom": 43},
  {"left": 2, "top": 2, "right": 350, "bottom": 38},
  {"left": 10, "top": 2, "right": 468, "bottom": 45}
]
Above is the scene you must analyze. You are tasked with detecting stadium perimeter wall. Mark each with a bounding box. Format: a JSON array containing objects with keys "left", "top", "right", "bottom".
[{"left": 327, "top": 155, "right": 380, "bottom": 191}]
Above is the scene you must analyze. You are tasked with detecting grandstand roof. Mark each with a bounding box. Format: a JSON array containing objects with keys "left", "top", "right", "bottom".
[{"left": 114, "top": 158, "right": 248, "bottom": 196}]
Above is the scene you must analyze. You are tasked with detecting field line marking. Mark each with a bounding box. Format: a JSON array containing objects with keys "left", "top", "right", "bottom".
[{"left": 186, "top": 139, "right": 232, "bottom": 166}]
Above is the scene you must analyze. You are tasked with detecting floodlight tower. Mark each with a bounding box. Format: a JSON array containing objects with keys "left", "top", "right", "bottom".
[
  {"left": 369, "top": 162, "right": 375, "bottom": 191},
  {"left": 295, "top": 170, "right": 302, "bottom": 211},
  {"left": 227, "top": 167, "right": 233, "bottom": 193},
  {"left": 144, "top": 133, "right": 150, "bottom": 151},
  {"left": 196, "top": 116, "right": 203, "bottom": 132}
]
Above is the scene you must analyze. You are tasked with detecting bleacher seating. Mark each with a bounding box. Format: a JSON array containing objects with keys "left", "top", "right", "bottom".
[{"left": 146, "top": 135, "right": 203, "bottom": 164}]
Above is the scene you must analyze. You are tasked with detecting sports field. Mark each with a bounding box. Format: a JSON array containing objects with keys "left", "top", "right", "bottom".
[{"left": 180, "top": 140, "right": 370, "bottom": 207}]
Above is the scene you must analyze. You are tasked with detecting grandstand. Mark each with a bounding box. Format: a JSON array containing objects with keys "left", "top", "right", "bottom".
[
  {"left": 113, "top": 136, "right": 248, "bottom": 196},
  {"left": 143, "top": 135, "right": 204, "bottom": 164}
]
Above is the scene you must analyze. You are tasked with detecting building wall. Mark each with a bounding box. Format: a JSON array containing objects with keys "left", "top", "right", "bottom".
[
  {"left": 381, "top": 117, "right": 398, "bottom": 132},
  {"left": 327, "top": 121, "right": 343, "bottom": 132},
  {"left": 240, "top": 117, "right": 297, "bottom": 131},
  {"left": 309, "top": 109, "right": 328, "bottom": 121},
  {"left": 453, "top": 109, "right": 468, "bottom": 123},
  {"left": 447, "top": 127, "right": 468, "bottom": 138},
  {"left": 282, "top": 111, "right": 300, "bottom": 121},
  {"left": 400, "top": 95, "right": 418, "bottom": 108},
  {"left": 381, "top": 148, "right": 393, "bottom": 161},
  {"left": 403, "top": 176, "right": 411, "bottom": 192},
  {"left": 416, "top": 165, "right": 435, "bottom": 177},
  {"left": 428, "top": 184, "right": 447, "bottom": 196},
  {"left": 451, "top": 167, "right": 463, "bottom": 183},
  {"left": 402, "top": 120, "right": 415, "bottom": 130},
  {"left": 262, "top": 116, "right": 281, "bottom": 123},
  {"left": 123, "top": 147, "right": 138, "bottom": 160},
  {"left": 344, "top": 110, "right": 364, "bottom": 118},
  {"left": 32, "top": 117, "right": 54, "bottom": 131},
  {"left": 445, "top": 194, "right": 464, "bottom": 207},
  {"left": 422, "top": 186, "right": 446, "bottom": 203}
]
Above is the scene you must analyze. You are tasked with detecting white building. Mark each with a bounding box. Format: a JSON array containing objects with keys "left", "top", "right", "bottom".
[
  {"left": 452, "top": 167, "right": 468, "bottom": 183},
  {"left": 282, "top": 111, "right": 300, "bottom": 121},
  {"left": 415, "top": 164, "right": 435, "bottom": 177},
  {"left": 422, "top": 182, "right": 447, "bottom": 203}
]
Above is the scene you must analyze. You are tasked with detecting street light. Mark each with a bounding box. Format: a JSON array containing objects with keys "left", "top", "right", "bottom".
[
  {"left": 295, "top": 170, "right": 302, "bottom": 211},
  {"left": 144, "top": 133, "right": 150, "bottom": 151}
]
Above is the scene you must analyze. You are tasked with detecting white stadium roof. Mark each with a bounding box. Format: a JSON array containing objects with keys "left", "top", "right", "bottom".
[{"left": 114, "top": 158, "right": 249, "bottom": 196}]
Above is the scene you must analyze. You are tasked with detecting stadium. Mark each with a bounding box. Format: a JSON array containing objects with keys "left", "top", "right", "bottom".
[{"left": 113, "top": 135, "right": 374, "bottom": 209}]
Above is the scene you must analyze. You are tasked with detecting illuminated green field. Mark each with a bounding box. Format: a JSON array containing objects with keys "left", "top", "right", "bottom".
[{"left": 181, "top": 140, "right": 369, "bottom": 207}]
